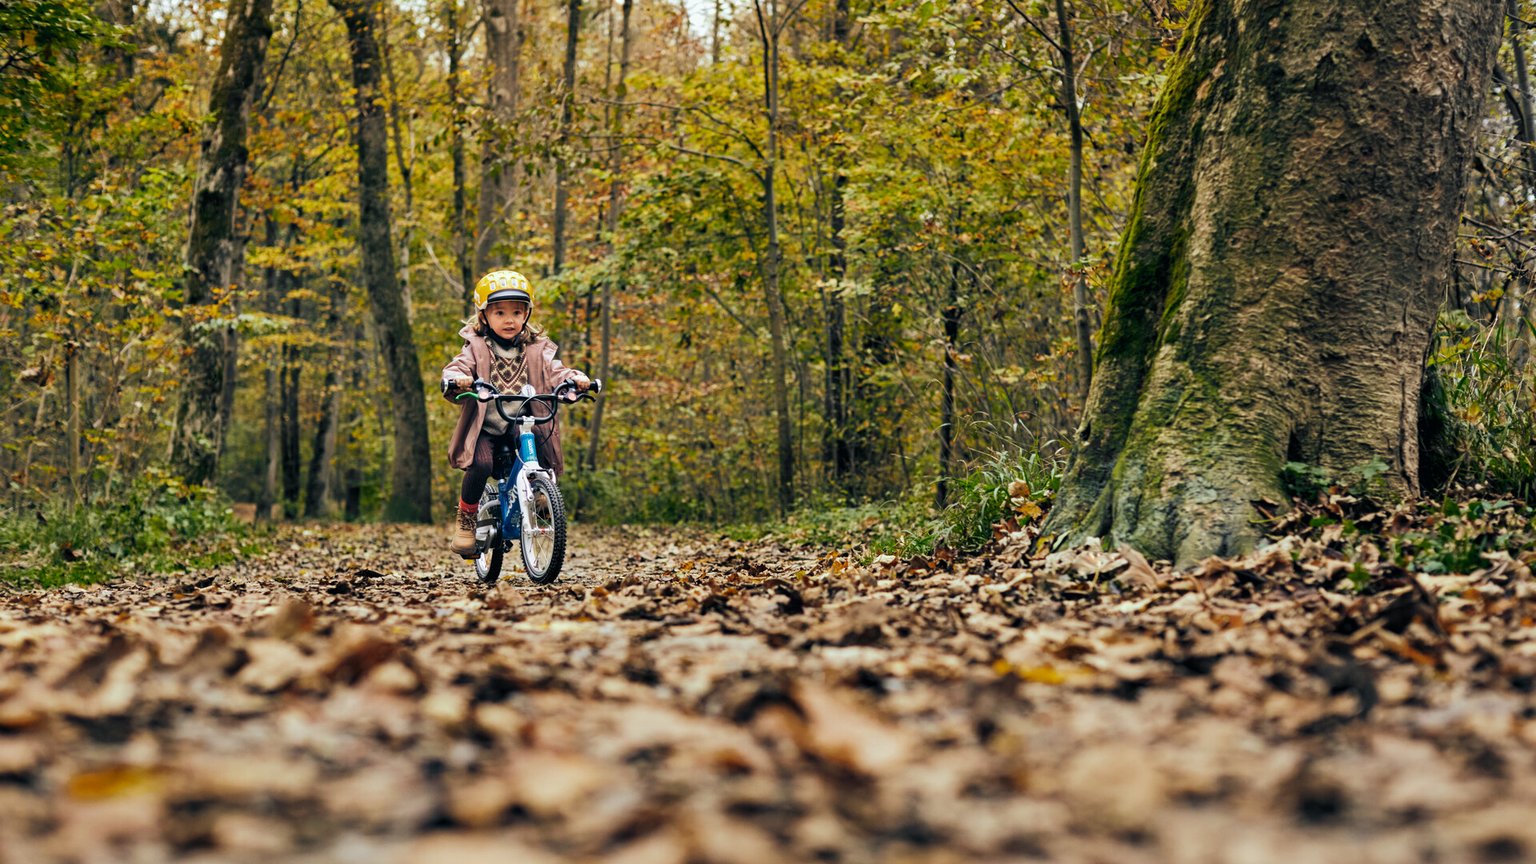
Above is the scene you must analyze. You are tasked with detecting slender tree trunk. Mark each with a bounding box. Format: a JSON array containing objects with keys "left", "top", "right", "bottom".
[
  {"left": 381, "top": 6, "right": 415, "bottom": 320},
  {"left": 1507, "top": 0, "right": 1536, "bottom": 181},
  {"left": 551, "top": 0, "right": 583, "bottom": 277},
  {"left": 823, "top": 0, "right": 851, "bottom": 491},
  {"left": 446, "top": 1, "right": 476, "bottom": 312},
  {"left": 586, "top": 0, "right": 633, "bottom": 471},
  {"left": 344, "top": 319, "right": 366, "bottom": 522},
  {"left": 756, "top": 0, "right": 793, "bottom": 514},
  {"left": 65, "top": 341, "right": 81, "bottom": 501},
  {"left": 171, "top": 0, "right": 274, "bottom": 485},
  {"left": 305, "top": 368, "right": 342, "bottom": 517},
  {"left": 1054, "top": 0, "right": 1094, "bottom": 403},
  {"left": 1042, "top": 0, "right": 1502, "bottom": 566},
  {"left": 329, "top": 0, "right": 434, "bottom": 522},
  {"left": 712, "top": 0, "right": 724, "bottom": 63},
  {"left": 937, "top": 264, "right": 960, "bottom": 509},
  {"left": 260, "top": 361, "right": 280, "bottom": 520},
  {"left": 305, "top": 278, "right": 345, "bottom": 517},
  {"left": 476, "top": 0, "right": 524, "bottom": 277},
  {"left": 281, "top": 358, "right": 301, "bottom": 513},
  {"left": 257, "top": 216, "right": 281, "bottom": 522},
  {"left": 1500, "top": 1, "right": 1536, "bottom": 330}
]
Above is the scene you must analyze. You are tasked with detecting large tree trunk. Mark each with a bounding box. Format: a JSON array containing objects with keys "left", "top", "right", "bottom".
[
  {"left": 475, "top": 0, "right": 522, "bottom": 277},
  {"left": 171, "top": 0, "right": 273, "bottom": 485},
  {"left": 1042, "top": 0, "right": 1501, "bottom": 567},
  {"left": 586, "top": 0, "right": 633, "bottom": 472},
  {"left": 329, "top": 0, "right": 434, "bottom": 522}
]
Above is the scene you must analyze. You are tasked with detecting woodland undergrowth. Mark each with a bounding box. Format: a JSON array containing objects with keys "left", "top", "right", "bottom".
[{"left": 0, "top": 472, "right": 257, "bottom": 588}]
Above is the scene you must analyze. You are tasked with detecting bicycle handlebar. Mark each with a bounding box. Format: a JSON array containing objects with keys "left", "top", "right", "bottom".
[{"left": 452, "top": 378, "right": 603, "bottom": 426}]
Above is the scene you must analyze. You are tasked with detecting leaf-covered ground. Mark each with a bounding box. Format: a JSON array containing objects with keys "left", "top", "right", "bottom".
[{"left": 3, "top": 510, "right": 1536, "bottom": 863}]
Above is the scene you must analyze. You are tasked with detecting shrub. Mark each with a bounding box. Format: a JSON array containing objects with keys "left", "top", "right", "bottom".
[{"left": 0, "top": 470, "right": 252, "bottom": 587}]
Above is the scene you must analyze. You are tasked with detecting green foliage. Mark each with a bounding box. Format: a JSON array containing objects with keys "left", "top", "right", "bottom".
[
  {"left": 914, "top": 446, "right": 1065, "bottom": 555},
  {"left": 0, "top": 0, "right": 114, "bottom": 171},
  {"left": 1392, "top": 497, "right": 1518, "bottom": 575},
  {"left": 1426, "top": 310, "right": 1536, "bottom": 498},
  {"left": 737, "top": 444, "right": 1066, "bottom": 561},
  {"left": 1278, "top": 493, "right": 1536, "bottom": 595},
  {"left": 1282, "top": 457, "right": 1391, "bottom": 501},
  {"left": 721, "top": 495, "right": 927, "bottom": 551},
  {"left": 0, "top": 472, "right": 255, "bottom": 587}
]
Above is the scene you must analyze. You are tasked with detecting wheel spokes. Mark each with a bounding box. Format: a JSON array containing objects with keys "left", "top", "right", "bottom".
[{"left": 525, "top": 491, "right": 554, "bottom": 570}]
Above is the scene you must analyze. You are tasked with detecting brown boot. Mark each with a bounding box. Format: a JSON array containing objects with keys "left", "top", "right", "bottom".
[{"left": 449, "top": 507, "right": 478, "bottom": 558}]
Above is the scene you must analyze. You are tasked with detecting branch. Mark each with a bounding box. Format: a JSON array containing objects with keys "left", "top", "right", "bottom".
[
  {"left": 1456, "top": 257, "right": 1520, "bottom": 274},
  {"left": 422, "top": 238, "right": 465, "bottom": 293},
  {"left": 623, "top": 98, "right": 766, "bottom": 162},
  {"left": 1004, "top": 0, "right": 1064, "bottom": 55},
  {"left": 700, "top": 279, "right": 763, "bottom": 337},
  {"left": 775, "top": 0, "right": 815, "bottom": 35},
  {"left": 939, "top": 12, "right": 1051, "bottom": 77},
  {"left": 656, "top": 139, "right": 764, "bottom": 183},
  {"left": 259, "top": 0, "right": 305, "bottom": 113}
]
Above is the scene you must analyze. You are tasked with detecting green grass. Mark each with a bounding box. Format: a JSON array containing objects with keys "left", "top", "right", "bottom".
[
  {"left": 0, "top": 471, "right": 260, "bottom": 588},
  {"left": 731, "top": 445, "right": 1066, "bottom": 561},
  {"left": 1429, "top": 310, "right": 1536, "bottom": 498}
]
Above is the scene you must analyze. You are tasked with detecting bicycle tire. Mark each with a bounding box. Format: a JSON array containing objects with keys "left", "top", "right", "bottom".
[
  {"left": 474, "top": 482, "right": 504, "bottom": 585},
  {"left": 520, "top": 472, "right": 566, "bottom": 584}
]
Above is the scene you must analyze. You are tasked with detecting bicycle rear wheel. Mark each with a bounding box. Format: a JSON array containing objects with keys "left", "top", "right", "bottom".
[
  {"left": 474, "top": 482, "right": 504, "bottom": 585},
  {"left": 520, "top": 472, "right": 566, "bottom": 584}
]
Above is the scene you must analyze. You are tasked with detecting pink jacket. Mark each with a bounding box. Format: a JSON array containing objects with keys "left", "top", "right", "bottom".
[{"left": 442, "top": 323, "right": 580, "bottom": 476}]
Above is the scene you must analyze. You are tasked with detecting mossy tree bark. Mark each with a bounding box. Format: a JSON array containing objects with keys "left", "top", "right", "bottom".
[{"left": 1041, "top": 0, "right": 1502, "bottom": 567}]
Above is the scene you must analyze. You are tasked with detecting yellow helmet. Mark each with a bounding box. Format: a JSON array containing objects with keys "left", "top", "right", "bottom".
[{"left": 473, "top": 269, "right": 533, "bottom": 310}]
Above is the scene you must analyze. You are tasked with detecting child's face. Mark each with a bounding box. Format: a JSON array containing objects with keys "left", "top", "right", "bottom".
[{"left": 484, "top": 300, "right": 530, "bottom": 341}]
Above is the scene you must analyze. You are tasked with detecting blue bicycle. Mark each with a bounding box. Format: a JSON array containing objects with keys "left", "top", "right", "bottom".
[{"left": 454, "top": 378, "right": 601, "bottom": 585}]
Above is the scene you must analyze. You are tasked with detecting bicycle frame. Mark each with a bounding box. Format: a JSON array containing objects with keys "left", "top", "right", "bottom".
[
  {"left": 455, "top": 376, "right": 600, "bottom": 584},
  {"left": 485, "top": 416, "right": 547, "bottom": 546}
]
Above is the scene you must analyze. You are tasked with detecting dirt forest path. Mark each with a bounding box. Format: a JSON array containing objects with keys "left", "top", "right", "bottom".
[{"left": 3, "top": 523, "right": 1536, "bottom": 864}]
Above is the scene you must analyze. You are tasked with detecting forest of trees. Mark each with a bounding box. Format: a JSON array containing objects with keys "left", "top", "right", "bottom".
[{"left": 2, "top": 0, "right": 1535, "bottom": 550}]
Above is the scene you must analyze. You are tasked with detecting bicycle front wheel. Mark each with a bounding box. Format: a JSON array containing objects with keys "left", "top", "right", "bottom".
[
  {"left": 474, "top": 482, "right": 504, "bottom": 586},
  {"left": 520, "top": 472, "right": 567, "bottom": 585}
]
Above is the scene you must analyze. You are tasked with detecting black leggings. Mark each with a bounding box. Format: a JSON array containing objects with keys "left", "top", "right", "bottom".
[
  {"left": 460, "top": 433, "right": 555, "bottom": 504},
  {"left": 459, "top": 435, "right": 498, "bottom": 505}
]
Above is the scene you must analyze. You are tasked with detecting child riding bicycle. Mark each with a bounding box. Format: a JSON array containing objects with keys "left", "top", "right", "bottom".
[{"left": 441, "top": 269, "right": 590, "bottom": 557}]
